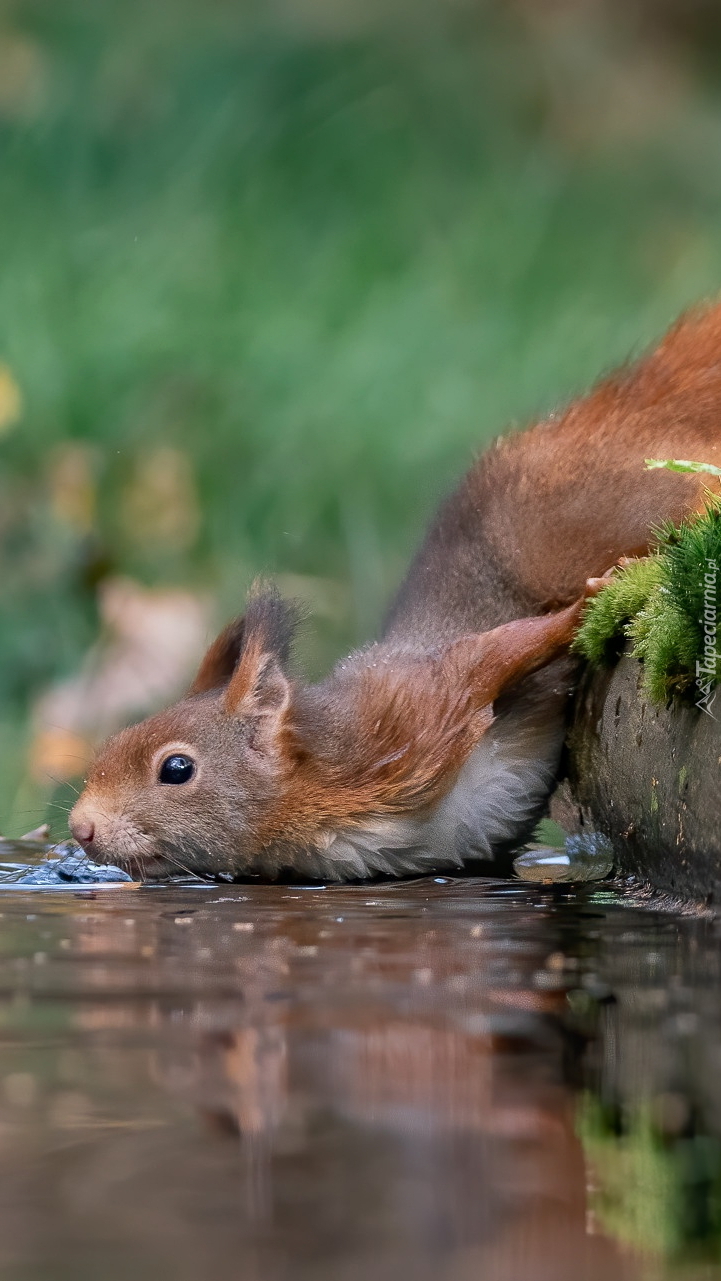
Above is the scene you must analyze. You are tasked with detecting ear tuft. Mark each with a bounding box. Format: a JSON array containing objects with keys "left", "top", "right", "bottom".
[
  {"left": 241, "top": 581, "right": 299, "bottom": 668},
  {"left": 219, "top": 583, "right": 298, "bottom": 748},
  {"left": 188, "top": 581, "right": 299, "bottom": 698},
  {"left": 189, "top": 617, "right": 246, "bottom": 695}
]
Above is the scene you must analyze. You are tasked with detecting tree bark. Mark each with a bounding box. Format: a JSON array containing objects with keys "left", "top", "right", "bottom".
[{"left": 563, "top": 648, "right": 721, "bottom": 902}]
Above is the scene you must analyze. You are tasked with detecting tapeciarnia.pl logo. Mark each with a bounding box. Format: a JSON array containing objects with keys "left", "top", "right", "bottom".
[{"left": 696, "top": 557, "right": 719, "bottom": 717}]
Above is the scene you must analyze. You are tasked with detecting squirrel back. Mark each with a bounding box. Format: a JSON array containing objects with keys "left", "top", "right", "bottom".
[{"left": 387, "top": 301, "right": 721, "bottom": 643}]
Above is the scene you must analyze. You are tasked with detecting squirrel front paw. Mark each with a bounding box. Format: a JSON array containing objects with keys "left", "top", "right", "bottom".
[
  {"left": 584, "top": 555, "right": 640, "bottom": 599},
  {"left": 584, "top": 570, "right": 614, "bottom": 599}
]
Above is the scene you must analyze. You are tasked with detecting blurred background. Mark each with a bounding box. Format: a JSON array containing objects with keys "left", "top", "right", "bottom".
[{"left": 2, "top": 0, "right": 721, "bottom": 834}]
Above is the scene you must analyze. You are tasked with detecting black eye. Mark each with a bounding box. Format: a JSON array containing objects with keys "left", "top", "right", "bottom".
[{"left": 158, "top": 754, "right": 196, "bottom": 785}]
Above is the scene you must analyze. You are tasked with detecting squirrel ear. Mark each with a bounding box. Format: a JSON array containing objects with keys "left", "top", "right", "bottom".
[
  {"left": 223, "top": 634, "right": 291, "bottom": 745},
  {"left": 188, "top": 583, "right": 299, "bottom": 698},
  {"left": 188, "top": 617, "right": 246, "bottom": 695}
]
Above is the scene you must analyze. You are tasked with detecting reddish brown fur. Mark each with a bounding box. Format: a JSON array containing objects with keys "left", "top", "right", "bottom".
[
  {"left": 248, "top": 599, "right": 587, "bottom": 850},
  {"left": 70, "top": 302, "right": 721, "bottom": 879}
]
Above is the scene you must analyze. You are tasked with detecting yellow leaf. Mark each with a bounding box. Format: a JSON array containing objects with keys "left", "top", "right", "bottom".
[{"left": 0, "top": 364, "right": 23, "bottom": 434}]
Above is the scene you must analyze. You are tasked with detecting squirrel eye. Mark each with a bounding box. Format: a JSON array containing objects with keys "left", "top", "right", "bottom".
[{"left": 158, "top": 754, "right": 196, "bottom": 785}]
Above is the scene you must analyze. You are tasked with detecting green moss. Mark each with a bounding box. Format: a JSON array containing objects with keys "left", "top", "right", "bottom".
[
  {"left": 578, "top": 1093, "right": 721, "bottom": 1261},
  {"left": 574, "top": 499, "right": 721, "bottom": 704},
  {"left": 578, "top": 1096, "right": 679, "bottom": 1257},
  {"left": 573, "top": 557, "right": 663, "bottom": 664}
]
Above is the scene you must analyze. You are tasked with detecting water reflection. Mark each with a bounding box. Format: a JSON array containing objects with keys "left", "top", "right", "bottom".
[{"left": 0, "top": 874, "right": 716, "bottom": 1279}]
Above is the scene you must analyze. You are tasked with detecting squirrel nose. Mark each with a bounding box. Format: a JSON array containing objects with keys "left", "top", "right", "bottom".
[{"left": 71, "top": 818, "right": 95, "bottom": 846}]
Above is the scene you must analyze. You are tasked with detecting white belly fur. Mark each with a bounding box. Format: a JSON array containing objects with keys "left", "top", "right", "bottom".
[{"left": 268, "top": 687, "right": 568, "bottom": 882}]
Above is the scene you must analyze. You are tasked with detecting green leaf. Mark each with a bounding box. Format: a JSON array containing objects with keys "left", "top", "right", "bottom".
[{"left": 645, "top": 458, "right": 721, "bottom": 476}]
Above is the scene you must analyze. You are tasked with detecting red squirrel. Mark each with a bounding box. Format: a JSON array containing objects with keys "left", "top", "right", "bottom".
[{"left": 70, "top": 302, "right": 721, "bottom": 881}]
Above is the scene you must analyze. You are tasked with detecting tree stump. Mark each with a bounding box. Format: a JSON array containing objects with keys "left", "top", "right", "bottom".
[{"left": 564, "top": 647, "right": 721, "bottom": 902}]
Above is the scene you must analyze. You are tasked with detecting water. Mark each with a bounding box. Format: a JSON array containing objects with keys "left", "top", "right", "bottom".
[{"left": 0, "top": 852, "right": 718, "bottom": 1281}]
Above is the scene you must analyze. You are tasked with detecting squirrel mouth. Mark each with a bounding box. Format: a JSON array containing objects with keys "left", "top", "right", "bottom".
[
  {"left": 113, "top": 848, "right": 205, "bottom": 882},
  {"left": 115, "top": 852, "right": 170, "bottom": 880}
]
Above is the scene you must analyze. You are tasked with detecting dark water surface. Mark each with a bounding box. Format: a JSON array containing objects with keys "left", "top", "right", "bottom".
[{"left": 0, "top": 863, "right": 719, "bottom": 1281}]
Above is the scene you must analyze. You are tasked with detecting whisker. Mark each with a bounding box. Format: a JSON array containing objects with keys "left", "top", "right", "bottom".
[
  {"left": 160, "top": 850, "right": 200, "bottom": 880},
  {"left": 42, "top": 772, "right": 82, "bottom": 798},
  {"left": 160, "top": 843, "right": 216, "bottom": 883},
  {"left": 9, "top": 808, "right": 60, "bottom": 819}
]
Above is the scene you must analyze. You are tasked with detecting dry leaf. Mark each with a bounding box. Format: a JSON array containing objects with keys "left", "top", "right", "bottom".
[
  {"left": 30, "top": 577, "right": 212, "bottom": 782},
  {"left": 47, "top": 442, "right": 97, "bottom": 533}
]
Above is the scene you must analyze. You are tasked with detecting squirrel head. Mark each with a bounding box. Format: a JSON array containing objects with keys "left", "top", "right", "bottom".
[{"left": 69, "top": 585, "right": 302, "bottom": 879}]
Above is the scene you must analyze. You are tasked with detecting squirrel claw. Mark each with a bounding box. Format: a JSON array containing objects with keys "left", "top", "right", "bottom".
[
  {"left": 584, "top": 573, "right": 612, "bottom": 599},
  {"left": 584, "top": 554, "right": 640, "bottom": 599}
]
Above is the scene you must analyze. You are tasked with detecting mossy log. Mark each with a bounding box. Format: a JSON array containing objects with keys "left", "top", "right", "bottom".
[{"left": 563, "top": 647, "right": 721, "bottom": 902}]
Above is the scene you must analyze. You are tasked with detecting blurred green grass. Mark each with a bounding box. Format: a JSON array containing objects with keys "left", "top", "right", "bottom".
[{"left": 3, "top": 0, "right": 721, "bottom": 832}]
